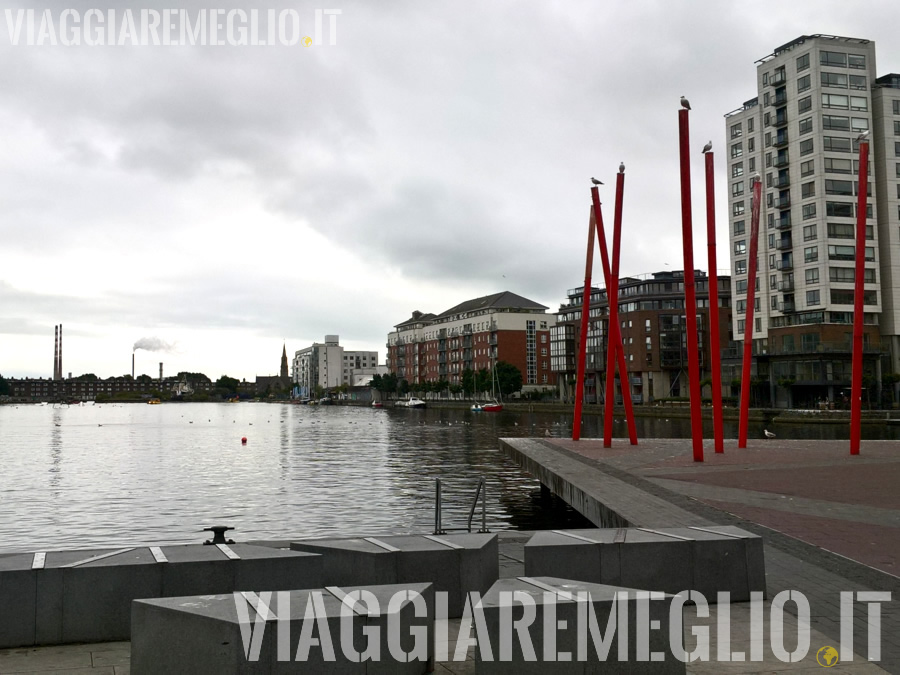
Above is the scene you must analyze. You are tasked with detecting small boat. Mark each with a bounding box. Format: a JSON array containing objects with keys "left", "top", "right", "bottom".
[
  {"left": 318, "top": 397, "right": 333, "bottom": 405},
  {"left": 405, "top": 397, "right": 426, "bottom": 409},
  {"left": 372, "top": 401, "right": 384, "bottom": 408},
  {"left": 471, "top": 402, "right": 483, "bottom": 412},
  {"left": 148, "top": 398, "right": 161, "bottom": 405},
  {"left": 481, "top": 399, "right": 503, "bottom": 413}
]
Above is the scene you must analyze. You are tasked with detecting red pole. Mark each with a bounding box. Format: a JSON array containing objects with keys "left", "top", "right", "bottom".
[
  {"left": 590, "top": 189, "right": 635, "bottom": 447},
  {"left": 678, "top": 108, "right": 704, "bottom": 461},
  {"left": 705, "top": 151, "right": 724, "bottom": 453},
  {"left": 606, "top": 171, "right": 637, "bottom": 445},
  {"left": 738, "top": 177, "right": 762, "bottom": 448},
  {"left": 572, "top": 207, "right": 596, "bottom": 441},
  {"left": 850, "top": 139, "right": 870, "bottom": 456}
]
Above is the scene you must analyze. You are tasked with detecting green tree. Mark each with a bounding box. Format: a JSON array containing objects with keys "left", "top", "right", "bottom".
[
  {"left": 177, "top": 371, "right": 211, "bottom": 383},
  {"left": 0, "top": 374, "right": 9, "bottom": 396},
  {"left": 461, "top": 369, "right": 475, "bottom": 396},
  {"left": 215, "top": 375, "right": 240, "bottom": 396},
  {"left": 495, "top": 361, "right": 523, "bottom": 397},
  {"left": 76, "top": 373, "right": 98, "bottom": 381}
]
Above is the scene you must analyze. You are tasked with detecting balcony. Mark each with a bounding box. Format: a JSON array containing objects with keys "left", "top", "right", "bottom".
[
  {"left": 775, "top": 174, "right": 791, "bottom": 189},
  {"left": 774, "top": 110, "right": 788, "bottom": 127},
  {"left": 773, "top": 91, "right": 788, "bottom": 106},
  {"left": 775, "top": 237, "right": 793, "bottom": 250},
  {"left": 775, "top": 214, "right": 792, "bottom": 230},
  {"left": 773, "top": 195, "right": 791, "bottom": 209},
  {"left": 776, "top": 258, "right": 794, "bottom": 271},
  {"left": 778, "top": 279, "right": 795, "bottom": 292},
  {"left": 773, "top": 132, "right": 789, "bottom": 148},
  {"left": 770, "top": 71, "right": 786, "bottom": 86},
  {"left": 779, "top": 301, "right": 796, "bottom": 313},
  {"left": 773, "top": 154, "right": 790, "bottom": 168}
]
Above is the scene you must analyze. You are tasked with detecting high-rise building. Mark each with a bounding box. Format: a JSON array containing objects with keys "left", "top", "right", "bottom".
[
  {"left": 726, "top": 34, "right": 899, "bottom": 408},
  {"left": 292, "top": 336, "right": 378, "bottom": 398}
]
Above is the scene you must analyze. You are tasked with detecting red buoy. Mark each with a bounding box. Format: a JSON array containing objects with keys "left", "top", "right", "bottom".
[{"left": 241, "top": 437, "right": 247, "bottom": 444}]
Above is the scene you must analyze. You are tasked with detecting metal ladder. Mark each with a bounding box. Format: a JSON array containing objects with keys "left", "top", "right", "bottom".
[{"left": 433, "top": 477, "right": 490, "bottom": 535}]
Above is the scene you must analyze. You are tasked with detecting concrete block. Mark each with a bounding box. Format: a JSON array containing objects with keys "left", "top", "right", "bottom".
[
  {"left": 160, "top": 544, "right": 235, "bottom": 597},
  {"left": 0, "top": 553, "right": 37, "bottom": 648},
  {"left": 131, "top": 583, "right": 434, "bottom": 675},
  {"left": 617, "top": 529, "right": 693, "bottom": 595},
  {"left": 290, "top": 538, "right": 398, "bottom": 586},
  {"left": 475, "top": 576, "right": 684, "bottom": 674},
  {"left": 231, "top": 544, "right": 322, "bottom": 594},
  {"left": 524, "top": 530, "right": 620, "bottom": 585}
]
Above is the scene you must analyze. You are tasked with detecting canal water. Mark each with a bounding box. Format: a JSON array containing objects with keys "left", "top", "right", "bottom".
[{"left": 0, "top": 402, "right": 894, "bottom": 553}]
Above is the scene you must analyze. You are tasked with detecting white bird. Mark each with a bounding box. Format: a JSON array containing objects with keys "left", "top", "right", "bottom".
[
  {"left": 857, "top": 130, "right": 869, "bottom": 142},
  {"left": 619, "top": 161, "right": 625, "bottom": 174},
  {"left": 702, "top": 140, "right": 712, "bottom": 154},
  {"left": 764, "top": 429, "right": 776, "bottom": 439},
  {"left": 591, "top": 177, "right": 604, "bottom": 185},
  {"left": 680, "top": 95, "right": 691, "bottom": 110}
]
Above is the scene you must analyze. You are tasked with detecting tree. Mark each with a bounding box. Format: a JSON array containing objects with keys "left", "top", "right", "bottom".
[
  {"left": 495, "top": 361, "right": 523, "bottom": 397},
  {"left": 461, "top": 369, "right": 475, "bottom": 396},
  {"left": 76, "top": 373, "right": 98, "bottom": 381},
  {"left": 0, "top": 374, "right": 9, "bottom": 396},
  {"left": 215, "top": 375, "right": 240, "bottom": 396},
  {"left": 177, "top": 371, "right": 211, "bottom": 383}
]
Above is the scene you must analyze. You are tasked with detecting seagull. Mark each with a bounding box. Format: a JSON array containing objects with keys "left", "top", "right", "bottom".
[
  {"left": 702, "top": 140, "right": 712, "bottom": 154},
  {"left": 764, "top": 429, "right": 776, "bottom": 439},
  {"left": 591, "top": 177, "right": 604, "bottom": 185},
  {"left": 619, "top": 161, "right": 625, "bottom": 173},
  {"left": 857, "top": 130, "right": 869, "bottom": 142},
  {"left": 680, "top": 95, "right": 691, "bottom": 110}
]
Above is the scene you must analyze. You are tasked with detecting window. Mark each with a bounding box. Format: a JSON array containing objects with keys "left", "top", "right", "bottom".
[
  {"left": 800, "top": 138, "right": 814, "bottom": 155},
  {"left": 733, "top": 220, "right": 745, "bottom": 235},
  {"left": 735, "top": 259, "right": 747, "bottom": 275},
  {"left": 831, "top": 289, "right": 854, "bottom": 305},
  {"left": 733, "top": 201, "right": 745, "bottom": 216},
  {"left": 802, "top": 181, "right": 815, "bottom": 198},
  {"left": 824, "top": 136, "right": 852, "bottom": 152},
  {"left": 803, "top": 224, "right": 817, "bottom": 241},
  {"left": 730, "top": 123, "right": 742, "bottom": 139},
  {"left": 805, "top": 246, "right": 819, "bottom": 263},
  {"left": 731, "top": 181, "right": 744, "bottom": 197},
  {"left": 800, "top": 160, "right": 814, "bottom": 177},
  {"left": 822, "top": 93, "right": 849, "bottom": 109},
  {"left": 770, "top": 274, "right": 777, "bottom": 289},
  {"left": 797, "top": 52, "right": 810, "bottom": 71},
  {"left": 736, "top": 279, "right": 748, "bottom": 293},
  {"left": 748, "top": 137, "right": 755, "bottom": 152},
  {"left": 828, "top": 244, "right": 855, "bottom": 260},
  {"left": 755, "top": 318, "right": 762, "bottom": 333},
  {"left": 848, "top": 53, "right": 866, "bottom": 69},
  {"left": 734, "top": 240, "right": 747, "bottom": 255},
  {"left": 732, "top": 162, "right": 744, "bottom": 178},
  {"left": 826, "top": 202, "right": 854, "bottom": 218},
  {"left": 822, "top": 114, "right": 849, "bottom": 131},
  {"left": 798, "top": 96, "right": 812, "bottom": 113},
  {"left": 799, "top": 117, "right": 813, "bottom": 134},
  {"left": 731, "top": 142, "right": 743, "bottom": 158},
  {"left": 737, "top": 320, "right": 745, "bottom": 333},
  {"left": 850, "top": 96, "right": 867, "bottom": 111},
  {"left": 769, "top": 253, "right": 776, "bottom": 270},
  {"left": 895, "top": 121, "right": 900, "bottom": 136},
  {"left": 829, "top": 267, "right": 854, "bottom": 282},
  {"left": 797, "top": 74, "right": 811, "bottom": 93},
  {"left": 821, "top": 51, "right": 847, "bottom": 67},
  {"left": 749, "top": 157, "right": 756, "bottom": 172},
  {"left": 805, "top": 268, "right": 819, "bottom": 284},
  {"left": 828, "top": 222, "right": 854, "bottom": 238},
  {"left": 806, "top": 290, "right": 820, "bottom": 306},
  {"left": 851, "top": 118, "right": 868, "bottom": 133},
  {"left": 895, "top": 101, "right": 900, "bottom": 115},
  {"left": 825, "top": 179, "right": 853, "bottom": 195},
  {"left": 821, "top": 71, "right": 848, "bottom": 88},
  {"left": 802, "top": 203, "right": 816, "bottom": 220},
  {"left": 896, "top": 142, "right": 900, "bottom": 157},
  {"left": 748, "top": 117, "right": 754, "bottom": 132},
  {"left": 849, "top": 75, "right": 867, "bottom": 90},
  {"left": 645, "top": 319, "right": 651, "bottom": 333},
  {"left": 825, "top": 157, "right": 853, "bottom": 174}
]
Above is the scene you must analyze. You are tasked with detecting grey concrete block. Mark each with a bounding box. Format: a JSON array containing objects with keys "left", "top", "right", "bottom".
[
  {"left": 161, "top": 544, "right": 235, "bottom": 597},
  {"left": 687, "top": 526, "right": 767, "bottom": 600},
  {"left": 290, "top": 538, "right": 398, "bottom": 587},
  {"left": 618, "top": 529, "right": 693, "bottom": 596},
  {"left": 231, "top": 544, "right": 322, "bottom": 594},
  {"left": 476, "top": 576, "right": 684, "bottom": 674},
  {"left": 131, "top": 583, "right": 434, "bottom": 675},
  {"left": 0, "top": 553, "right": 37, "bottom": 648},
  {"left": 524, "top": 530, "right": 619, "bottom": 585}
]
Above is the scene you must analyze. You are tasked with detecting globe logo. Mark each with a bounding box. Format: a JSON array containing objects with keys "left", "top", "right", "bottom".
[
  {"left": 816, "top": 645, "right": 839, "bottom": 667},
  {"left": 302, "top": 36, "right": 312, "bottom": 47}
]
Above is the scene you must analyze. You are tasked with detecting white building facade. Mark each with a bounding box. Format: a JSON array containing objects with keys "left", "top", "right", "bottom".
[{"left": 292, "top": 335, "right": 378, "bottom": 398}]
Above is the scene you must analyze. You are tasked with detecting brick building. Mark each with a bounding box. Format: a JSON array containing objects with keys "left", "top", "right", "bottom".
[{"left": 386, "top": 291, "right": 556, "bottom": 392}]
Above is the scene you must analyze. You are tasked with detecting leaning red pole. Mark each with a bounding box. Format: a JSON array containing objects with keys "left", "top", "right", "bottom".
[
  {"left": 705, "top": 151, "right": 724, "bottom": 453},
  {"left": 678, "top": 108, "right": 704, "bottom": 461},
  {"left": 591, "top": 188, "right": 637, "bottom": 447},
  {"left": 850, "top": 139, "right": 870, "bottom": 456},
  {"left": 738, "top": 177, "right": 762, "bottom": 448},
  {"left": 572, "top": 207, "right": 596, "bottom": 441}
]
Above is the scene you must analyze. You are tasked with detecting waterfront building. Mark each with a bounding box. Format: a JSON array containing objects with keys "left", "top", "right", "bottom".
[
  {"left": 726, "top": 35, "right": 899, "bottom": 407},
  {"left": 386, "top": 291, "right": 556, "bottom": 392},
  {"left": 550, "top": 270, "right": 732, "bottom": 404},
  {"left": 255, "top": 343, "right": 293, "bottom": 396},
  {"left": 291, "top": 335, "right": 378, "bottom": 398},
  {"left": 5, "top": 374, "right": 215, "bottom": 401}
]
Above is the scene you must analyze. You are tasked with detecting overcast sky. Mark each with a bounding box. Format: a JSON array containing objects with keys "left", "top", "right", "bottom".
[{"left": 2, "top": 1, "right": 900, "bottom": 381}]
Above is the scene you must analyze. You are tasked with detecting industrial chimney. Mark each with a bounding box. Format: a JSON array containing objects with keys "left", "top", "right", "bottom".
[
  {"left": 53, "top": 326, "right": 59, "bottom": 380},
  {"left": 58, "top": 324, "right": 62, "bottom": 380},
  {"left": 159, "top": 362, "right": 163, "bottom": 382}
]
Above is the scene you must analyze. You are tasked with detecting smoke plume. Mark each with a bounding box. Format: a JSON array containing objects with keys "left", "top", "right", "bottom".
[{"left": 133, "top": 337, "right": 175, "bottom": 352}]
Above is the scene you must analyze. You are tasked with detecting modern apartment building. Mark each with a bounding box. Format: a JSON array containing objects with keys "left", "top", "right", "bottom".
[
  {"left": 550, "top": 270, "right": 732, "bottom": 404},
  {"left": 292, "top": 335, "right": 378, "bottom": 398},
  {"left": 386, "top": 291, "right": 556, "bottom": 391},
  {"left": 726, "top": 34, "right": 899, "bottom": 408}
]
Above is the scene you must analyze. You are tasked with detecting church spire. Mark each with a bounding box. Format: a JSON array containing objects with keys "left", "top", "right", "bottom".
[{"left": 280, "top": 343, "right": 289, "bottom": 381}]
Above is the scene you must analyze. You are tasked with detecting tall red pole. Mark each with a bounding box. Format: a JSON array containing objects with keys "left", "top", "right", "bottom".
[
  {"left": 678, "top": 108, "right": 704, "bottom": 461},
  {"left": 572, "top": 207, "right": 596, "bottom": 441},
  {"left": 705, "top": 151, "right": 724, "bottom": 453},
  {"left": 850, "top": 139, "right": 870, "bottom": 456},
  {"left": 591, "top": 188, "right": 637, "bottom": 447},
  {"left": 738, "top": 177, "right": 762, "bottom": 448}
]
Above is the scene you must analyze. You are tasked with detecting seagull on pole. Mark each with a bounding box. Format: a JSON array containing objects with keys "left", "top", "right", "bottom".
[
  {"left": 857, "top": 130, "right": 870, "bottom": 142},
  {"left": 591, "top": 177, "right": 604, "bottom": 186},
  {"left": 702, "top": 140, "right": 713, "bottom": 154},
  {"left": 680, "top": 95, "right": 691, "bottom": 110},
  {"left": 619, "top": 161, "right": 625, "bottom": 174}
]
